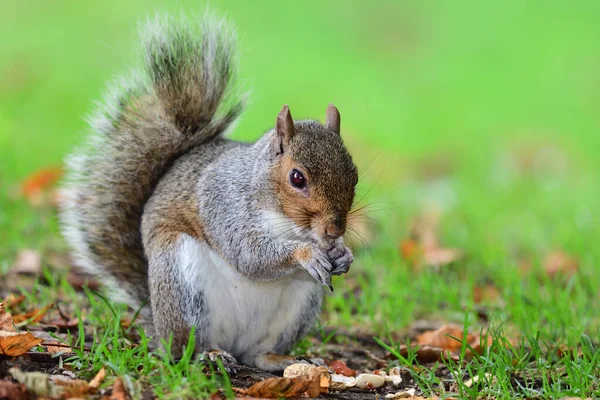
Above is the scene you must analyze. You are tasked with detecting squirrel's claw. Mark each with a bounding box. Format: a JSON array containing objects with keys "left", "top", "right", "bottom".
[
  {"left": 301, "top": 248, "right": 333, "bottom": 287},
  {"left": 328, "top": 243, "right": 354, "bottom": 275}
]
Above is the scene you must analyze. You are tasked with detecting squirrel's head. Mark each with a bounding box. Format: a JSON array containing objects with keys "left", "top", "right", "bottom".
[{"left": 269, "top": 104, "right": 358, "bottom": 243}]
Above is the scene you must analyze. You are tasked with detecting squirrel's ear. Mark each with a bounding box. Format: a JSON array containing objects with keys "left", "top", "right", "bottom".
[
  {"left": 273, "top": 105, "right": 295, "bottom": 157},
  {"left": 325, "top": 104, "right": 340, "bottom": 135}
]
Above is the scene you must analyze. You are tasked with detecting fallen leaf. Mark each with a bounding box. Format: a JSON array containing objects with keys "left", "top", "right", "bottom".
[
  {"left": 399, "top": 210, "right": 462, "bottom": 270},
  {"left": 51, "top": 317, "right": 80, "bottom": 330},
  {"left": 20, "top": 166, "right": 63, "bottom": 206},
  {"left": 52, "top": 375, "right": 91, "bottom": 398},
  {"left": 12, "top": 303, "right": 53, "bottom": 325},
  {"left": 11, "top": 250, "right": 41, "bottom": 275},
  {"left": 416, "top": 324, "right": 476, "bottom": 352},
  {"left": 473, "top": 284, "right": 501, "bottom": 304},
  {"left": 328, "top": 360, "right": 356, "bottom": 377},
  {"left": 236, "top": 366, "right": 330, "bottom": 398},
  {"left": 0, "top": 331, "right": 44, "bottom": 356},
  {"left": 0, "top": 380, "right": 32, "bottom": 400},
  {"left": 0, "top": 303, "right": 16, "bottom": 332},
  {"left": 400, "top": 239, "right": 421, "bottom": 265},
  {"left": 43, "top": 342, "right": 74, "bottom": 354},
  {"left": 423, "top": 248, "right": 462, "bottom": 267},
  {"left": 103, "top": 377, "right": 129, "bottom": 400},
  {"left": 543, "top": 250, "right": 578, "bottom": 278},
  {"left": 89, "top": 368, "right": 106, "bottom": 391},
  {"left": 411, "top": 345, "right": 455, "bottom": 363},
  {"left": 2, "top": 294, "right": 26, "bottom": 309}
]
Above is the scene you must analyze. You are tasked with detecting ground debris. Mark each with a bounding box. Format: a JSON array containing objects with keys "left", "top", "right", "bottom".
[
  {"left": 236, "top": 365, "right": 330, "bottom": 398},
  {"left": 0, "top": 379, "right": 32, "bottom": 400}
]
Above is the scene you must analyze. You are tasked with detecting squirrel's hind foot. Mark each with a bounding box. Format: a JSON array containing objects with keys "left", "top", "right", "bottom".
[{"left": 198, "top": 350, "right": 238, "bottom": 373}]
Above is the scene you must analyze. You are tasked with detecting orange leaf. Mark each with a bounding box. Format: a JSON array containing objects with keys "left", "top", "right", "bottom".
[
  {"left": 89, "top": 367, "right": 107, "bottom": 391},
  {"left": 0, "top": 331, "right": 43, "bottom": 356},
  {"left": 12, "top": 303, "right": 53, "bottom": 324},
  {"left": 416, "top": 324, "right": 476, "bottom": 352},
  {"left": 399, "top": 239, "right": 421, "bottom": 265},
  {"left": 235, "top": 366, "right": 330, "bottom": 398},
  {"left": 20, "top": 166, "right": 63, "bottom": 200},
  {"left": 328, "top": 360, "right": 356, "bottom": 377}
]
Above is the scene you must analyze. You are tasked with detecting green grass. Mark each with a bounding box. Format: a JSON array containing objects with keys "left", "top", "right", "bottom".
[{"left": 2, "top": 0, "right": 600, "bottom": 398}]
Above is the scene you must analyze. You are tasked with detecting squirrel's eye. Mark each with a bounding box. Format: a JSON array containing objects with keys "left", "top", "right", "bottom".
[{"left": 290, "top": 169, "right": 306, "bottom": 189}]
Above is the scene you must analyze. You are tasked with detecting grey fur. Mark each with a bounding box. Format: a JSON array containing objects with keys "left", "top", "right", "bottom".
[
  {"left": 59, "top": 13, "right": 241, "bottom": 314},
  {"left": 60, "top": 12, "right": 357, "bottom": 370}
]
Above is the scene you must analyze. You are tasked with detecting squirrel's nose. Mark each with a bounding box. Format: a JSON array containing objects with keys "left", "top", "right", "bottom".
[{"left": 325, "top": 221, "right": 346, "bottom": 239}]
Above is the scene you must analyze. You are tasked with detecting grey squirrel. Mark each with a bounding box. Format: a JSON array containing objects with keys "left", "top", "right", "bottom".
[{"left": 59, "top": 13, "right": 358, "bottom": 371}]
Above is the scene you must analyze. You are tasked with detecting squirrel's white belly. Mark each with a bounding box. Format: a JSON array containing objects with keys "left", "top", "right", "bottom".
[{"left": 177, "top": 234, "right": 321, "bottom": 359}]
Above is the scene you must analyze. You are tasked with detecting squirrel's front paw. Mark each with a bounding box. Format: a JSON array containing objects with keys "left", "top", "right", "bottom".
[
  {"left": 327, "top": 241, "right": 354, "bottom": 275},
  {"left": 297, "top": 246, "right": 332, "bottom": 287}
]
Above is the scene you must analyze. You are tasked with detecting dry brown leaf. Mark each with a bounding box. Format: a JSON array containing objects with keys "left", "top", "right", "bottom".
[
  {"left": 473, "top": 284, "right": 501, "bottom": 304},
  {"left": 105, "top": 377, "right": 129, "bottom": 400},
  {"left": 52, "top": 375, "right": 91, "bottom": 398},
  {"left": 416, "top": 324, "right": 476, "bottom": 352},
  {"left": 89, "top": 368, "right": 107, "bottom": 391},
  {"left": 236, "top": 366, "right": 330, "bottom": 398},
  {"left": 45, "top": 345, "right": 65, "bottom": 354},
  {"left": 0, "top": 331, "right": 44, "bottom": 356},
  {"left": 51, "top": 317, "right": 80, "bottom": 330},
  {"left": 0, "top": 380, "right": 32, "bottom": 400},
  {"left": 543, "top": 250, "right": 578, "bottom": 278},
  {"left": 399, "top": 211, "right": 462, "bottom": 270},
  {"left": 43, "top": 342, "right": 74, "bottom": 354},
  {"left": 2, "top": 294, "right": 26, "bottom": 309},
  {"left": 11, "top": 250, "right": 41, "bottom": 275},
  {"left": 328, "top": 360, "right": 356, "bottom": 377},
  {"left": 423, "top": 248, "right": 462, "bottom": 267},
  {"left": 12, "top": 303, "right": 53, "bottom": 324},
  {"left": 0, "top": 303, "right": 16, "bottom": 332}
]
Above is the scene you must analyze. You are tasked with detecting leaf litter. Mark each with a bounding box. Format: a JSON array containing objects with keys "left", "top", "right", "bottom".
[{"left": 1, "top": 164, "right": 592, "bottom": 399}]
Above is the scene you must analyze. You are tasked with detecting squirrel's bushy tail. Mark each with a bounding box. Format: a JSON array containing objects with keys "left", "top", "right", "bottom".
[{"left": 59, "top": 13, "right": 242, "bottom": 309}]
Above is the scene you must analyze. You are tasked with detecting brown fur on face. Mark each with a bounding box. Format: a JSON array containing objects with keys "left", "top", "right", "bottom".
[
  {"left": 273, "top": 153, "right": 323, "bottom": 230},
  {"left": 270, "top": 117, "right": 358, "bottom": 242}
]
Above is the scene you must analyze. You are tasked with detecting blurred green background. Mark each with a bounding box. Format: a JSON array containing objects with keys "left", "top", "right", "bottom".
[
  {"left": 2, "top": 0, "right": 599, "bottom": 174},
  {"left": 1, "top": 0, "right": 600, "bottom": 337}
]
